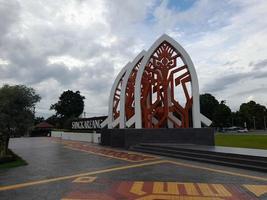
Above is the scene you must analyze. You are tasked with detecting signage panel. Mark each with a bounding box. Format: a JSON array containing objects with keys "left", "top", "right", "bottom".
[{"left": 71, "top": 116, "right": 107, "bottom": 130}]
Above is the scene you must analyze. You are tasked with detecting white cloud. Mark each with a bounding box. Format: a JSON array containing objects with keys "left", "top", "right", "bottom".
[
  {"left": 0, "top": 0, "right": 267, "bottom": 118},
  {"left": 246, "top": 95, "right": 254, "bottom": 102},
  {"left": 168, "top": 0, "right": 267, "bottom": 110},
  {"left": 48, "top": 55, "right": 85, "bottom": 69},
  {"left": 0, "top": 58, "right": 10, "bottom": 65}
]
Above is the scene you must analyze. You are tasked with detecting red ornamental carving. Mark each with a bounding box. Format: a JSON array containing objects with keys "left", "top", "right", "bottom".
[
  {"left": 106, "top": 35, "right": 208, "bottom": 129},
  {"left": 140, "top": 41, "right": 192, "bottom": 128},
  {"left": 125, "top": 57, "right": 143, "bottom": 123},
  {"left": 112, "top": 74, "right": 125, "bottom": 125}
]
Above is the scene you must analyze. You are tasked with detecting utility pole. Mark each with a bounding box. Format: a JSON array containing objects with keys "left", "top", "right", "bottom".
[{"left": 253, "top": 116, "right": 256, "bottom": 130}]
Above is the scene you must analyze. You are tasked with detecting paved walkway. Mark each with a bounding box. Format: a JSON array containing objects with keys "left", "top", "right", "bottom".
[{"left": 0, "top": 137, "right": 267, "bottom": 200}]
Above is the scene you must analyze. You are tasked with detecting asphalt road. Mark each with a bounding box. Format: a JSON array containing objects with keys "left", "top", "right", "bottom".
[{"left": 0, "top": 137, "right": 266, "bottom": 200}]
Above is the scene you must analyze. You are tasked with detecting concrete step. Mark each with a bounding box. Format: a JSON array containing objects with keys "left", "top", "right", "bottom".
[
  {"left": 139, "top": 143, "right": 267, "bottom": 162},
  {"left": 130, "top": 144, "right": 267, "bottom": 172},
  {"left": 136, "top": 144, "right": 267, "bottom": 166}
]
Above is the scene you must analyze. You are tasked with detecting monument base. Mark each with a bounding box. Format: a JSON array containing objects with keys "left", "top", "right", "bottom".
[{"left": 100, "top": 128, "right": 214, "bottom": 149}]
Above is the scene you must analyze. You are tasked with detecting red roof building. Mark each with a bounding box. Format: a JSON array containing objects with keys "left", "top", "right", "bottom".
[{"left": 35, "top": 122, "right": 54, "bottom": 129}]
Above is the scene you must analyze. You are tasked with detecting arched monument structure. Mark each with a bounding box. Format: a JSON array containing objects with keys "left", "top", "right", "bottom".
[{"left": 102, "top": 34, "right": 211, "bottom": 129}]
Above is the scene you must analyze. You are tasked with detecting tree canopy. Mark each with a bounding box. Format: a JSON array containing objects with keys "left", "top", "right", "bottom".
[
  {"left": 34, "top": 116, "right": 45, "bottom": 125},
  {"left": 0, "top": 84, "right": 41, "bottom": 135},
  {"left": 200, "top": 94, "right": 232, "bottom": 127},
  {"left": 50, "top": 90, "right": 85, "bottom": 119},
  {"left": 200, "top": 93, "right": 219, "bottom": 121},
  {"left": 0, "top": 84, "right": 40, "bottom": 157},
  {"left": 213, "top": 100, "right": 232, "bottom": 128},
  {"left": 200, "top": 93, "right": 267, "bottom": 130},
  {"left": 238, "top": 101, "right": 267, "bottom": 129}
]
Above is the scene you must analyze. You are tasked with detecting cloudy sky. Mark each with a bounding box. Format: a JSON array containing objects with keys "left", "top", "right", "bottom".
[{"left": 0, "top": 0, "right": 267, "bottom": 118}]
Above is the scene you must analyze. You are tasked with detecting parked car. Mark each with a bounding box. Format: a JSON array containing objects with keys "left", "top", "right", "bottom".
[
  {"left": 220, "top": 127, "right": 248, "bottom": 133},
  {"left": 237, "top": 128, "right": 248, "bottom": 133}
]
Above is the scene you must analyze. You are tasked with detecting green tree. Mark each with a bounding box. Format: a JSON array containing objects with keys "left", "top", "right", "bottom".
[
  {"left": 34, "top": 116, "right": 45, "bottom": 125},
  {"left": 239, "top": 101, "right": 267, "bottom": 129},
  {"left": 200, "top": 93, "right": 219, "bottom": 122},
  {"left": 0, "top": 84, "right": 40, "bottom": 157},
  {"left": 50, "top": 90, "right": 85, "bottom": 127},
  {"left": 231, "top": 111, "right": 241, "bottom": 127},
  {"left": 46, "top": 115, "right": 58, "bottom": 126},
  {"left": 213, "top": 100, "right": 232, "bottom": 128}
]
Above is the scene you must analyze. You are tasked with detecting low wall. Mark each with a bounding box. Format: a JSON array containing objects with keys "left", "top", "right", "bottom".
[
  {"left": 51, "top": 131, "right": 63, "bottom": 138},
  {"left": 51, "top": 131, "right": 101, "bottom": 143},
  {"left": 101, "top": 128, "right": 215, "bottom": 149}
]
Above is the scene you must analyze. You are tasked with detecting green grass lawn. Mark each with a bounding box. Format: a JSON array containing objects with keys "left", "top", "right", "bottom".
[
  {"left": 0, "top": 150, "right": 27, "bottom": 169},
  {"left": 215, "top": 134, "right": 267, "bottom": 150}
]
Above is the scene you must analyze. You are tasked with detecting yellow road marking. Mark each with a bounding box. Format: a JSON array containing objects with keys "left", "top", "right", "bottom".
[
  {"left": 135, "top": 195, "right": 223, "bottom": 200},
  {"left": 130, "top": 181, "right": 146, "bottom": 196},
  {"left": 66, "top": 146, "right": 158, "bottom": 163},
  {"left": 197, "top": 183, "right": 231, "bottom": 197},
  {"left": 53, "top": 139, "right": 267, "bottom": 182},
  {"left": 1, "top": 157, "right": 267, "bottom": 193},
  {"left": 166, "top": 160, "right": 267, "bottom": 181},
  {"left": 0, "top": 160, "right": 165, "bottom": 191},
  {"left": 198, "top": 183, "right": 216, "bottom": 196},
  {"left": 184, "top": 183, "right": 199, "bottom": 196},
  {"left": 243, "top": 184, "right": 267, "bottom": 197},
  {"left": 72, "top": 176, "right": 96, "bottom": 183},
  {"left": 152, "top": 182, "right": 179, "bottom": 195},
  {"left": 130, "top": 181, "right": 232, "bottom": 197},
  {"left": 212, "top": 184, "right": 232, "bottom": 197}
]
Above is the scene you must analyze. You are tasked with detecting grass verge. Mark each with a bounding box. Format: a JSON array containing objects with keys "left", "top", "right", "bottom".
[
  {"left": 0, "top": 150, "right": 27, "bottom": 169},
  {"left": 215, "top": 134, "right": 267, "bottom": 150}
]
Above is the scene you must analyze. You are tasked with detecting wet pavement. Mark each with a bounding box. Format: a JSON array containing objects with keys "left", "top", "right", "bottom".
[{"left": 0, "top": 137, "right": 267, "bottom": 200}]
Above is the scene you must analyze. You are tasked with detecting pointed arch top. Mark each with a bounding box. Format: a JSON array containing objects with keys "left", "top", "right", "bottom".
[
  {"left": 134, "top": 34, "right": 201, "bottom": 128},
  {"left": 119, "top": 50, "right": 146, "bottom": 128},
  {"left": 103, "top": 34, "right": 211, "bottom": 129},
  {"left": 107, "top": 62, "right": 131, "bottom": 128}
]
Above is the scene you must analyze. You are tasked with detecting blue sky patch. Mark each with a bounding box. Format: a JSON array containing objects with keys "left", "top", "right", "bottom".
[{"left": 167, "top": 0, "right": 196, "bottom": 11}]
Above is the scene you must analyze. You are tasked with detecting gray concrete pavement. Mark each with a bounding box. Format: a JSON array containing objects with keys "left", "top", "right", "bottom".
[{"left": 0, "top": 137, "right": 267, "bottom": 200}]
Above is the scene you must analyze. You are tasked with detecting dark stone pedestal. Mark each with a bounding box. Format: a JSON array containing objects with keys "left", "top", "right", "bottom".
[{"left": 100, "top": 128, "right": 215, "bottom": 149}]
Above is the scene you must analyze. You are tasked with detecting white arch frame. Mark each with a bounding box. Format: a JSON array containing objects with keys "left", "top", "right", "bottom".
[
  {"left": 102, "top": 34, "right": 211, "bottom": 129},
  {"left": 107, "top": 62, "right": 131, "bottom": 128},
  {"left": 134, "top": 34, "right": 201, "bottom": 128},
  {"left": 119, "top": 50, "right": 146, "bottom": 128}
]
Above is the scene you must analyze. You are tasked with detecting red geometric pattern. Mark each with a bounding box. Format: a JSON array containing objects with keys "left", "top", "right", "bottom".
[
  {"left": 140, "top": 41, "right": 192, "bottom": 128},
  {"left": 52, "top": 138, "right": 156, "bottom": 162},
  {"left": 116, "top": 181, "right": 256, "bottom": 200},
  {"left": 125, "top": 57, "right": 143, "bottom": 123},
  {"left": 63, "top": 181, "right": 258, "bottom": 200}
]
